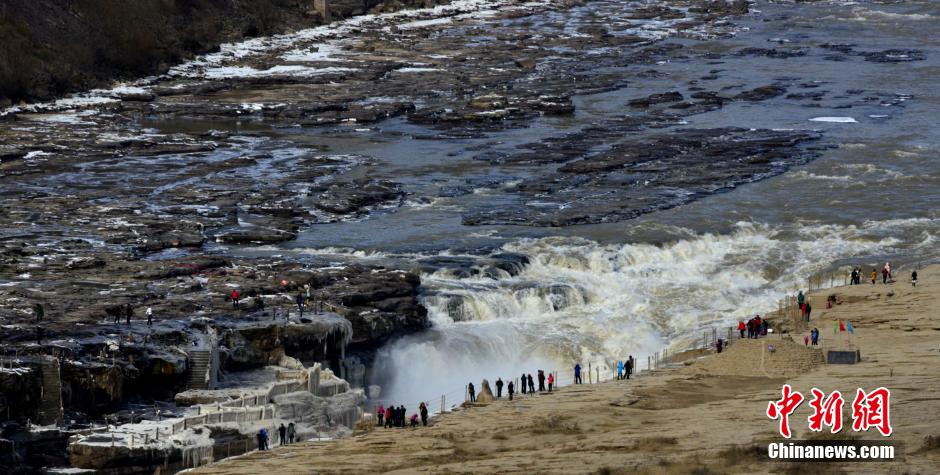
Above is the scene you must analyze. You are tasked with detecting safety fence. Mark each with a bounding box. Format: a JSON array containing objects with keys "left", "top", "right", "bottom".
[{"left": 366, "top": 362, "right": 652, "bottom": 427}]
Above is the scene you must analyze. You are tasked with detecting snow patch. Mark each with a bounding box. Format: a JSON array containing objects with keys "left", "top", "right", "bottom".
[{"left": 809, "top": 116, "right": 858, "bottom": 123}]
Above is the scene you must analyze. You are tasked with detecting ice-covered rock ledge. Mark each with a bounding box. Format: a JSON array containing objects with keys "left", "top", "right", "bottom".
[{"left": 68, "top": 361, "right": 363, "bottom": 473}]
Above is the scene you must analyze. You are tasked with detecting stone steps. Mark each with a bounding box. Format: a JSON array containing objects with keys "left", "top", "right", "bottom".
[
  {"left": 37, "top": 356, "right": 63, "bottom": 426},
  {"left": 187, "top": 351, "right": 211, "bottom": 390}
]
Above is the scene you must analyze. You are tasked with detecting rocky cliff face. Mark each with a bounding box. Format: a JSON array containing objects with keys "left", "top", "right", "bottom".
[
  {"left": 0, "top": 254, "right": 427, "bottom": 422},
  {"left": 0, "top": 0, "right": 452, "bottom": 106}
]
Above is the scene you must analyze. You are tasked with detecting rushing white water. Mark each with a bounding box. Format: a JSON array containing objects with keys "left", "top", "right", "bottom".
[{"left": 373, "top": 218, "right": 938, "bottom": 406}]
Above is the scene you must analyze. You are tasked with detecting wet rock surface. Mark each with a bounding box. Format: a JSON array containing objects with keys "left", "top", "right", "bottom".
[
  {"left": 0, "top": 249, "right": 425, "bottom": 418},
  {"left": 463, "top": 127, "right": 824, "bottom": 226}
]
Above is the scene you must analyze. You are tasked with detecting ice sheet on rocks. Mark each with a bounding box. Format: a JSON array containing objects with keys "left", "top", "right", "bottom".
[
  {"left": 201, "top": 65, "right": 359, "bottom": 80},
  {"left": 168, "top": 0, "right": 557, "bottom": 79},
  {"left": 272, "top": 390, "right": 364, "bottom": 431},
  {"left": 0, "top": 0, "right": 556, "bottom": 116}
]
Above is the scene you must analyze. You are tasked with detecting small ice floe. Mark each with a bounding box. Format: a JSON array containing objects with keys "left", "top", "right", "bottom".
[
  {"left": 396, "top": 67, "right": 442, "bottom": 73},
  {"left": 809, "top": 116, "right": 858, "bottom": 123},
  {"left": 24, "top": 151, "right": 51, "bottom": 160},
  {"left": 45, "top": 467, "right": 96, "bottom": 474},
  {"left": 109, "top": 85, "right": 150, "bottom": 95}
]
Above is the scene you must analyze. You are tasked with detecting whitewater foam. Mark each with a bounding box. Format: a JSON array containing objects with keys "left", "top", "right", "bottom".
[{"left": 374, "top": 219, "right": 940, "bottom": 406}]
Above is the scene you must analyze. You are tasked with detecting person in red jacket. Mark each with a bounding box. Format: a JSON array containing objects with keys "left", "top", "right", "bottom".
[
  {"left": 547, "top": 372, "right": 554, "bottom": 392},
  {"left": 738, "top": 321, "right": 746, "bottom": 339},
  {"left": 231, "top": 289, "right": 240, "bottom": 309}
]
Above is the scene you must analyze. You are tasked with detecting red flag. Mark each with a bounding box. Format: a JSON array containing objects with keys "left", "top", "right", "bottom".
[{"left": 839, "top": 320, "right": 846, "bottom": 332}]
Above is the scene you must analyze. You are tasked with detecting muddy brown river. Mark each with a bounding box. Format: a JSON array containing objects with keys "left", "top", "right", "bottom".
[{"left": 1, "top": 0, "right": 938, "bottom": 465}]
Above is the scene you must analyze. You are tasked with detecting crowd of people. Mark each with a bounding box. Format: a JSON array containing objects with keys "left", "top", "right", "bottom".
[
  {"left": 376, "top": 402, "right": 429, "bottom": 429},
  {"left": 740, "top": 314, "right": 768, "bottom": 338}
]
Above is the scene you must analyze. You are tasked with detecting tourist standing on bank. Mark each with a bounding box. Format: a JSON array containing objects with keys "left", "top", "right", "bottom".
[
  {"left": 496, "top": 378, "right": 503, "bottom": 398},
  {"left": 574, "top": 363, "right": 582, "bottom": 384},
  {"left": 468, "top": 382, "right": 476, "bottom": 402},
  {"left": 231, "top": 289, "right": 240, "bottom": 309}
]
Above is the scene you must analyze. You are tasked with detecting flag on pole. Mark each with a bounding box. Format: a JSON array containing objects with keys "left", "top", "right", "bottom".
[
  {"left": 834, "top": 319, "right": 839, "bottom": 334},
  {"left": 839, "top": 320, "right": 846, "bottom": 332},
  {"left": 846, "top": 321, "right": 854, "bottom": 334}
]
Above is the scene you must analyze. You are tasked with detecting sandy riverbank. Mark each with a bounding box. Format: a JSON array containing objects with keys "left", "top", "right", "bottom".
[{"left": 191, "top": 266, "right": 940, "bottom": 474}]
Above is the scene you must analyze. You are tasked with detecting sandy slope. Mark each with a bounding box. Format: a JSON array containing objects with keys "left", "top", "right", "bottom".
[{"left": 192, "top": 266, "right": 940, "bottom": 474}]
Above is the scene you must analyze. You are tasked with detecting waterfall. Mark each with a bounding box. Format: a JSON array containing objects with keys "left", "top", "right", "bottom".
[{"left": 374, "top": 220, "right": 918, "bottom": 405}]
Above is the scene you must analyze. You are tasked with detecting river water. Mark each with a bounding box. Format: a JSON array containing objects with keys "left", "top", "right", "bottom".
[
  {"left": 264, "top": 0, "right": 940, "bottom": 405},
  {"left": 10, "top": 0, "right": 939, "bottom": 408}
]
